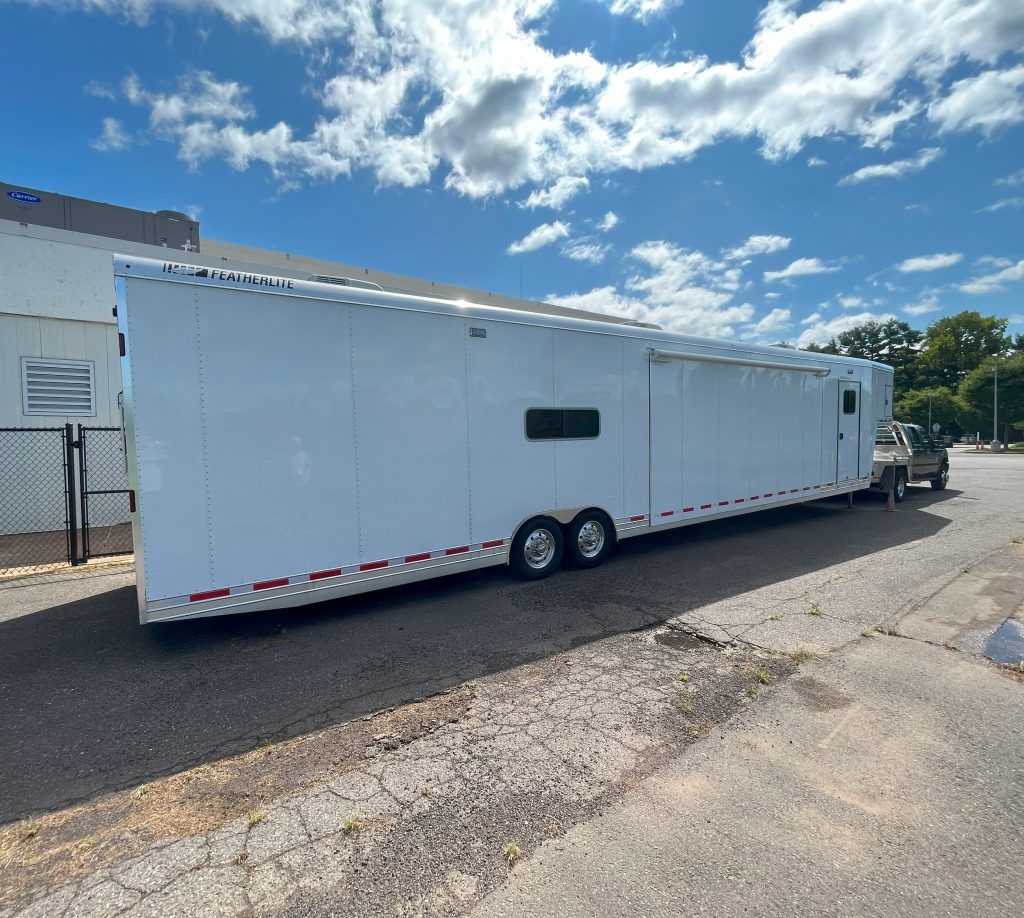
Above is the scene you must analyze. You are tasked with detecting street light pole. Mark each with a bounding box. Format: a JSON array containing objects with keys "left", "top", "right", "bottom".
[{"left": 993, "top": 366, "right": 999, "bottom": 449}]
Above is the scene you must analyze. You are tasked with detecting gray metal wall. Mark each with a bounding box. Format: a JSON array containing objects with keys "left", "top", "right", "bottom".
[{"left": 0, "top": 183, "right": 199, "bottom": 252}]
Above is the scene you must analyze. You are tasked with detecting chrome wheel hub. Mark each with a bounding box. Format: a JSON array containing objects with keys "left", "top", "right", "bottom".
[
  {"left": 577, "top": 520, "right": 605, "bottom": 559},
  {"left": 524, "top": 529, "right": 555, "bottom": 569}
]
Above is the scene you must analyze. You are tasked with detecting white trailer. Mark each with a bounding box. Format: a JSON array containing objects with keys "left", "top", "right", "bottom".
[{"left": 114, "top": 255, "right": 894, "bottom": 624}]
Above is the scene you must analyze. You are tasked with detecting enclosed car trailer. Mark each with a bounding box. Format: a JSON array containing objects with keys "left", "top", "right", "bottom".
[{"left": 114, "top": 256, "right": 894, "bottom": 624}]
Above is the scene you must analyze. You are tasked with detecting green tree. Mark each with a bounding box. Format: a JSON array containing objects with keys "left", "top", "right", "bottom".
[
  {"left": 959, "top": 354, "right": 1024, "bottom": 442},
  {"left": 892, "top": 387, "right": 974, "bottom": 434},
  {"left": 812, "top": 319, "right": 922, "bottom": 390},
  {"left": 916, "top": 311, "right": 1011, "bottom": 389}
]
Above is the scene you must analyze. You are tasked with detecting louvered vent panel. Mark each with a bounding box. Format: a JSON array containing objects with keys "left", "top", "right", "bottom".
[{"left": 22, "top": 358, "right": 95, "bottom": 416}]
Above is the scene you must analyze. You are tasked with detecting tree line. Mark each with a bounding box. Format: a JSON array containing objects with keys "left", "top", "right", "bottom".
[{"left": 779, "top": 311, "right": 1024, "bottom": 441}]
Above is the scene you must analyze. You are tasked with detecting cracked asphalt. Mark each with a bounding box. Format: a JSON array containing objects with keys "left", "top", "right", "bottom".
[{"left": 2, "top": 451, "right": 1023, "bottom": 917}]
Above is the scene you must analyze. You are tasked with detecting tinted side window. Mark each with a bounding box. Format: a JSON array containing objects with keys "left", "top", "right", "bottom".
[
  {"left": 526, "top": 408, "right": 600, "bottom": 440},
  {"left": 843, "top": 390, "right": 857, "bottom": 414}
]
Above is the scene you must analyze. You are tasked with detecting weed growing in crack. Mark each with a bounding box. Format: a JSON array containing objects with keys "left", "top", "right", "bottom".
[
  {"left": 770, "top": 614, "right": 783, "bottom": 621},
  {"left": 808, "top": 602, "right": 822, "bottom": 616},
  {"left": 248, "top": 810, "right": 266, "bottom": 826},
  {"left": 876, "top": 625, "right": 902, "bottom": 636},
  {"left": 745, "top": 685, "right": 758, "bottom": 698},
  {"left": 755, "top": 670, "right": 774, "bottom": 685},
  {"left": 132, "top": 785, "right": 149, "bottom": 800},
  {"left": 677, "top": 673, "right": 690, "bottom": 683},
  {"left": 342, "top": 815, "right": 365, "bottom": 834},
  {"left": 790, "top": 645, "right": 820, "bottom": 663},
  {"left": 17, "top": 821, "right": 40, "bottom": 842},
  {"left": 861, "top": 629, "right": 876, "bottom": 638},
  {"left": 504, "top": 843, "right": 522, "bottom": 868},
  {"left": 1017, "top": 662, "right": 1024, "bottom": 674},
  {"left": 233, "top": 851, "right": 248, "bottom": 866}
]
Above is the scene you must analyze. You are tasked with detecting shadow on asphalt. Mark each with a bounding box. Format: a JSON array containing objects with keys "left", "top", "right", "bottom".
[{"left": 0, "top": 488, "right": 959, "bottom": 823}]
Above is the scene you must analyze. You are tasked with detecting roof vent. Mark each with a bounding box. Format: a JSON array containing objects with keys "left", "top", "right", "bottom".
[
  {"left": 623, "top": 320, "right": 663, "bottom": 330},
  {"left": 310, "top": 274, "right": 384, "bottom": 291}
]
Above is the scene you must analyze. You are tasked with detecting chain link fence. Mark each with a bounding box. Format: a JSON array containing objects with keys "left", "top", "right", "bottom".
[
  {"left": 0, "top": 427, "right": 75, "bottom": 577},
  {"left": 78, "top": 425, "right": 133, "bottom": 559}
]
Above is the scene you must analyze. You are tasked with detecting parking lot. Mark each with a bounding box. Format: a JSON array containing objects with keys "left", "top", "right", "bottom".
[{"left": 2, "top": 450, "right": 1023, "bottom": 917}]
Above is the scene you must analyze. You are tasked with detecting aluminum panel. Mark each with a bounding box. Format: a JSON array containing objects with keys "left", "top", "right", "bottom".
[
  {"left": 351, "top": 305, "right": 471, "bottom": 560},
  {"left": 122, "top": 276, "right": 212, "bottom": 600},
  {"left": 649, "top": 359, "right": 683, "bottom": 524},
  {"left": 466, "top": 320, "right": 555, "bottom": 541},
  {"left": 681, "top": 361, "right": 720, "bottom": 515},
  {"left": 194, "top": 285, "right": 358, "bottom": 588},
  {"left": 717, "top": 364, "right": 751, "bottom": 504},
  {"left": 553, "top": 330, "right": 625, "bottom": 516}
]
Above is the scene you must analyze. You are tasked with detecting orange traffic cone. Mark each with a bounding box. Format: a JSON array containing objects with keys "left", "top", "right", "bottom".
[{"left": 885, "top": 488, "right": 896, "bottom": 512}]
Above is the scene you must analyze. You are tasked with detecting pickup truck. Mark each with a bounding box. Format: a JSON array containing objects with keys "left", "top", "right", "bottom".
[{"left": 870, "top": 422, "right": 950, "bottom": 502}]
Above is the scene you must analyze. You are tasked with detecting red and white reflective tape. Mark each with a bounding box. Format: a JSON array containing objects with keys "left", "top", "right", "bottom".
[{"left": 179, "top": 538, "right": 506, "bottom": 605}]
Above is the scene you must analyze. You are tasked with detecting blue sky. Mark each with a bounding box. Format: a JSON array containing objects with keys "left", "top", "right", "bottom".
[{"left": 2, "top": 0, "right": 1023, "bottom": 345}]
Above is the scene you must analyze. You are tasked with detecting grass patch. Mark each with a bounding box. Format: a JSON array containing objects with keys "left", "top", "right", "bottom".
[
  {"left": 504, "top": 843, "right": 522, "bottom": 868},
  {"left": 17, "top": 821, "right": 40, "bottom": 842},
  {"left": 248, "top": 810, "right": 266, "bottom": 826},
  {"left": 790, "top": 645, "right": 821, "bottom": 663},
  {"left": 754, "top": 670, "right": 774, "bottom": 685},
  {"left": 132, "top": 785, "right": 149, "bottom": 800},
  {"left": 342, "top": 815, "right": 365, "bottom": 834},
  {"left": 745, "top": 685, "right": 758, "bottom": 698},
  {"left": 677, "top": 673, "right": 690, "bottom": 683}
]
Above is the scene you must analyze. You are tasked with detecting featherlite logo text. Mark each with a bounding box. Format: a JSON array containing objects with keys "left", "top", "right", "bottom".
[{"left": 161, "top": 262, "right": 295, "bottom": 289}]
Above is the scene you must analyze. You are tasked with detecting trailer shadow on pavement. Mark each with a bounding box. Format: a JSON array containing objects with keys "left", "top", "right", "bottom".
[{"left": 0, "top": 489, "right": 958, "bottom": 825}]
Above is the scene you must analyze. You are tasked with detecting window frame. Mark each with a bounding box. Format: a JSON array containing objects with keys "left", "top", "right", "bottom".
[
  {"left": 524, "top": 407, "right": 601, "bottom": 442},
  {"left": 842, "top": 389, "right": 857, "bottom": 415},
  {"left": 21, "top": 356, "right": 97, "bottom": 417}
]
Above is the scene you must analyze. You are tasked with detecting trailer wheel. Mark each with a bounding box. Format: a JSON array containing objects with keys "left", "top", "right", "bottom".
[
  {"left": 930, "top": 464, "right": 949, "bottom": 490},
  {"left": 893, "top": 469, "right": 907, "bottom": 503},
  {"left": 565, "top": 510, "right": 614, "bottom": 568},
  {"left": 510, "top": 517, "right": 564, "bottom": 580}
]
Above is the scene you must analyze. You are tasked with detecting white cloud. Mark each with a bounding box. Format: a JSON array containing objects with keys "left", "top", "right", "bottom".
[
  {"left": 996, "top": 169, "right": 1024, "bottom": 186},
  {"left": 928, "top": 65, "right": 1024, "bottom": 135},
  {"left": 895, "top": 252, "right": 963, "bottom": 273},
  {"left": 561, "top": 239, "right": 610, "bottom": 264},
  {"left": 63, "top": 0, "right": 1024, "bottom": 196},
  {"left": 725, "top": 234, "right": 791, "bottom": 261},
  {"left": 764, "top": 291, "right": 781, "bottom": 299},
  {"left": 607, "top": 0, "right": 683, "bottom": 21},
  {"left": 958, "top": 259, "right": 1024, "bottom": 295},
  {"left": 522, "top": 176, "right": 589, "bottom": 210},
  {"left": 548, "top": 237, "right": 758, "bottom": 337},
  {"left": 747, "top": 307, "right": 792, "bottom": 336},
  {"left": 807, "top": 156, "right": 827, "bottom": 167},
  {"left": 84, "top": 80, "right": 115, "bottom": 100},
  {"left": 801, "top": 312, "right": 822, "bottom": 325},
  {"left": 976, "top": 197, "right": 1024, "bottom": 213},
  {"left": 507, "top": 220, "right": 570, "bottom": 255},
  {"left": 839, "top": 295, "right": 864, "bottom": 309},
  {"left": 764, "top": 257, "right": 840, "bottom": 283},
  {"left": 91, "top": 117, "right": 131, "bottom": 152},
  {"left": 598, "top": 211, "right": 619, "bottom": 232},
  {"left": 837, "top": 147, "right": 942, "bottom": 186},
  {"left": 903, "top": 294, "right": 941, "bottom": 316},
  {"left": 797, "top": 311, "right": 895, "bottom": 347}
]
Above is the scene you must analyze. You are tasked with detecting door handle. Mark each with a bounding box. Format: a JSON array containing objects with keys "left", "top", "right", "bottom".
[{"left": 839, "top": 433, "right": 844, "bottom": 440}]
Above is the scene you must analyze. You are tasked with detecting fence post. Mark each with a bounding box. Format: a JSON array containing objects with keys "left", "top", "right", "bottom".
[{"left": 65, "top": 422, "right": 80, "bottom": 566}]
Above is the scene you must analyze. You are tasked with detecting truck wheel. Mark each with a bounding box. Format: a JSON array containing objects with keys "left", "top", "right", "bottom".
[
  {"left": 510, "top": 517, "right": 564, "bottom": 580},
  {"left": 565, "top": 510, "right": 614, "bottom": 568},
  {"left": 931, "top": 465, "right": 949, "bottom": 491},
  {"left": 893, "top": 469, "right": 907, "bottom": 503}
]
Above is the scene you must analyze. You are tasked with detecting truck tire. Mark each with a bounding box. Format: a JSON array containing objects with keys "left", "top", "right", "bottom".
[
  {"left": 564, "top": 510, "right": 614, "bottom": 568},
  {"left": 893, "top": 469, "right": 907, "bottom": 503},
  {"left": 510, "top": 517, "right": 564, "bottom": 580},
  {"left": 931, "top": 464, "right": 949, "bottom": 491}
]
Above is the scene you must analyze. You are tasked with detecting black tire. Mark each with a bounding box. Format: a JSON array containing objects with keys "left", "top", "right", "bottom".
[
  {"left": 931, "top": 464, "right": 949, "bottom": 490},
  {"left": 509, "top": 516, "right": 564, "bottom": 580},
  {"left": 893, "top": 469, "right": 907, "bottom": 503},
  {"left": 564, "top": 510, "right": 615, "bottom": 568}
]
